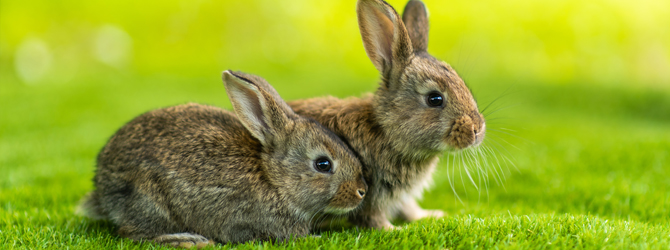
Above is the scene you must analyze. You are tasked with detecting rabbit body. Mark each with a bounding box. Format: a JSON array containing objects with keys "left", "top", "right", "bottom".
[
  {"left": 81, "top": 71, "right": 367, "bottom": 246},
  {"left": 86, "top": 104, "right": 302, "bottom": 244},
  {"left": 290, "top": 95, "right": 441, "bottom": 229},
  {"left": 289, "top": 0, "right": 486, "bottom": 229}
]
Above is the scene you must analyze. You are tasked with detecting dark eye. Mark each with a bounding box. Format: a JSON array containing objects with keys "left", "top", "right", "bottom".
[
  {"left": 426, "top": 92, "right": 444, "bottom": 107},
  {"left": 314, "top": 157, "right": 332, "bottom": 173}
]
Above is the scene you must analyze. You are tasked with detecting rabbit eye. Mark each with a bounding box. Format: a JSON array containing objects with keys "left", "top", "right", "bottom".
[
  {"left": 314, "top": 157, "right": 332, "bottom": 173},
  {"left": 426, "top": 92, "right": 444, "bottom": 107}
]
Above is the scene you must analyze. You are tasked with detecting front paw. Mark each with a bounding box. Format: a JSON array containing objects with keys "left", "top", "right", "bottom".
[
  {"left": 153, "top": 233, "right": 214, "bottom": 249},
  {"left": 401, "top": 207, "right": 445, "bottom": 222},
  {"left": 422, "top": 209, "right": 444, "bottom": 219},
  {"left": 380, "top": 221, "right": 398, "bottom": 231}
]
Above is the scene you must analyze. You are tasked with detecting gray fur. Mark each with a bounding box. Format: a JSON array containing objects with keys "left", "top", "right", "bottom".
[{"left": 79, "top": 71, "right": 367, "bottom": 246}]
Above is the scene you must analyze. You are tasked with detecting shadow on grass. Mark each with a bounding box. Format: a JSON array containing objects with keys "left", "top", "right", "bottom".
[
  {"left": 76, "top": 217, "right": 118, "bottom": 238},
  {"left": 309, "top": 215, "right": 412, "bottom": 236}
]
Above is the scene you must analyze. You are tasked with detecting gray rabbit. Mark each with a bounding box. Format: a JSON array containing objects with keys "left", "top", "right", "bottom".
[{"left": 78, "top": 71, "right": 367, "bottom": 247}]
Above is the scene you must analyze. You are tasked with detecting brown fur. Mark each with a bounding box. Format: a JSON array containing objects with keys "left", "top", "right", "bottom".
[
  {"left": 288, "top": 0, "right": 485, "bottom": 229},
  {"left": 79, "top": 71, "right": 367, "bottom": 246}
]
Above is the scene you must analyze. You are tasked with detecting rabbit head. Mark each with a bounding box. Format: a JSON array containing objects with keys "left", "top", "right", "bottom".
[
  {"left": 222, "top": 71, "right": 367, "bottom": 215},
  {"left": 357, "top": 0, "right": 485, "bottom": 155}
]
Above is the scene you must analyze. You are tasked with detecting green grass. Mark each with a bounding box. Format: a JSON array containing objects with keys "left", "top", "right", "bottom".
[
  {"left": 2, "top": 0, "right": 670, "bottom": 248},
  {"left": 1, "top": 74, "right": 669, "bottom": 249}
]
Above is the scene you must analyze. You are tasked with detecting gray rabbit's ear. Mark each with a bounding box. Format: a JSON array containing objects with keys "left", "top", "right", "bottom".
[
  {"left": 402, "top": 0, "right": 429, "bottom": 52},
  {"left": 357, "top": 0, "right": 413, "bottom": 82},
  {"left": 222, "top": 70, "right": 296, "bottom": 145}
]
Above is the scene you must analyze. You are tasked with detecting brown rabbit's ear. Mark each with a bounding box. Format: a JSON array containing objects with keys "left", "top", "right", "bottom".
[
  {"left": 222, "top": 70, "right": 296, "bottom": 145},
  {"left": 357, "top": 0, "right": 413, "bottom": 81},
  {"left": 402, "top": 0, "right": 429, "bottom": 52}
]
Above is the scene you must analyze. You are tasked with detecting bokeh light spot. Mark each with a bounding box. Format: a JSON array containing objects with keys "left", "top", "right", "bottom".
[
  {"left": 14, "top": 37, "right": 53, "bottom": 85},
  {"left": 93, "top": 25, "right": 133, "bottom": 68}
]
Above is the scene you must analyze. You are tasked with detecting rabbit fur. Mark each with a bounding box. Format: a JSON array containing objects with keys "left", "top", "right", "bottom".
[
  {"left": 79, "top": 71, "right": 367, "bottom": 247},
  {"left": 288, "top": 0, "right": 485, "bottom": 229}
]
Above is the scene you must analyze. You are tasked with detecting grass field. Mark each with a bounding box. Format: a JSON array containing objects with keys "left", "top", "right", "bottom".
[
  {"left": 2, "top": 0, "right": 670, "bottom": 249},
  {"left": 2, "top": 76, "right": 669, "bottom": 249}
]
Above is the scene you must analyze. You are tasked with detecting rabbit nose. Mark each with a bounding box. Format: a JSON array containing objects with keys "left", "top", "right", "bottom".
[{"left": 357, "top": 189, "right": 366, "bottom": 198}]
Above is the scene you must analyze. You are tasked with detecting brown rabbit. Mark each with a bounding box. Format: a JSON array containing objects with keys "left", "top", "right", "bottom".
[
  {"left": 78, "top": 71, "right": 367, "bottom": 247},
  {"left": 289, "top": 0, "right": 485, "bottom": 229}
]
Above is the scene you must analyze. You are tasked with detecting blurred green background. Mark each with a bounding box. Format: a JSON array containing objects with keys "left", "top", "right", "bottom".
[
  {"left": 1, "top": 0, "right": 669, "bottom": 248},
  {"left": 3, "top": 0, "right": 669, "bottom": 89}
]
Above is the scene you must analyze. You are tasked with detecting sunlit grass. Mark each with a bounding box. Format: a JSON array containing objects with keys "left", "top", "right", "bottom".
[
  {"left": 2, "top": 0, "right": 670, "bottom": 248},
  {"left": 2, "top": 76, "right": 669, "bottom": 249}
]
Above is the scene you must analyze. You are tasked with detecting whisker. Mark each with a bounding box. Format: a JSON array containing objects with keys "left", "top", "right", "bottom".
[
  {"left": 313, "top": 214, "right": 327, "bottom": 232},
  {"left": 480, "top": 93, "right": 512, "bottom": 115},
  {"left": 486, "top": 137, "right": 519, "bottom": 173},
  {"left": 491, "top": 144, "right": 510, "bottom": 183},
  {"left": 466, "top": 149, "right": 485, "bottom": 203},
  {"left": 486, "top": 128, "right": 525, "bottom": 140},
  {"left": 476, "top": 147, "right": 492, "bottom": 203},
  {"left": 494, "top": 127, "right": 517, "bottom": 132},
  {"left": 483, "top": 117, "right": 517, "bottom": 123},
  {"left": 458, "top": 151, "right": 469, "bottom": 197},
  {"left": 445, "top": 153, "right": 458, "bottom": 203},
  {"left": 476, "top": 145, "right": 501, "bottom": 187},
  {"left": 329, "top": 213, "right": 341, "bottom": 231},
  {"left": 309, "top": 209, "right": 322, "bottom": 232},
  {"left": 500, "top": 153, "right": 519, "bottom": 173},
  {"left": 487, "top": 133, "right": 524, "bottom": 152},
  {"left": 470, "top": 149, "right": 486, "bottom": 189},
  {"left": 487, "top": 133, "right": 532, "bottom": 147},
  {"left": 461, "top": 151, "right": 479, "bottom": 190},
  {"left": 482, "top": 103, "right": 522, "bottom": 117},
  {"left": 447, "top": 152, "right": 464, "bottom": 204},
  {"left": 482, "top": 144, "right": 508, "bottom": 190},
  {"left": 479, "top": 82, "right": 519, "bottom": 114},
  {"left": 488, "top": 127, "right": 517, "bottom": 133}
]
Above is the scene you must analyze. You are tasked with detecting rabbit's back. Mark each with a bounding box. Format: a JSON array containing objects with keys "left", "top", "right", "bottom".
[{"left": 98, "top": 103, "right": 261, "bottom": 175}]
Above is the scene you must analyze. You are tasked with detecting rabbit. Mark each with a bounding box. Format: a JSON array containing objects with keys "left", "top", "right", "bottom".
[
  {"left": 288, "top": 0, "right": 485, "bottom": 229},
  {"left": 78, "top": 70, "right": 368, "bottom": 247}
]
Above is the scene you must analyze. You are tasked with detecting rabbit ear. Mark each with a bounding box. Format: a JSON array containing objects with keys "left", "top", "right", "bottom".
[
  {"left": 357, "top": 0, "right": 413, "bottom": 82},
  {"left": 402, "top": 0, "right": 429, "bottom": 52},
  {"left": 222, "top": 70, "right": 296, "bottom": 145}
]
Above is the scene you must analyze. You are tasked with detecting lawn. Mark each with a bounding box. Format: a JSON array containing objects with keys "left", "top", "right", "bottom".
[
  {"left": 2, "top": 76, "right": 669, "bottom": 249},
  {"left": 1, "top": 0, "right": 670, "bottom": 249}
]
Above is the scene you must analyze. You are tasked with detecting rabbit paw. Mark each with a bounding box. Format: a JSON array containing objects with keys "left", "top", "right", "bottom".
[
  {"left": 409, "top": 208, "right": 444, "bottom": 221},
  {"left": 153, "top": 233, "right": 214, "bottom": 249},
  {"left": 400, "top": 199, "right": 445, "bottom": 222},
  {"left": 420, "top": 209, "right": 445, "bottom": 219},
  {"left": 382, "top": 223, "right": 399, "bottom": 231}
]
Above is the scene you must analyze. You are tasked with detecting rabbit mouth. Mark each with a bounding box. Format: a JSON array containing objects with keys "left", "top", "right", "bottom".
[
  {"left": 444, "top": 116, "right": 485, "bottom": 150},
  {"left": 325, "top": 180, "right": 366, "bottom": 214}
]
